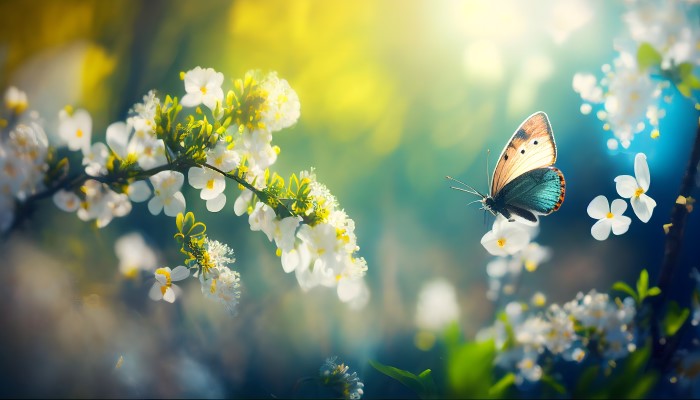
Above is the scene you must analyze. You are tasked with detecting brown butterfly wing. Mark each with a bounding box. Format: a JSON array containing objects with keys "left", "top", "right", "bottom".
[{"left": 490, "top": 112, "right": 557, "bottom": 196}]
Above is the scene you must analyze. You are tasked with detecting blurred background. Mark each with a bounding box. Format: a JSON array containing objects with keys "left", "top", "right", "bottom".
[{"left": 1, "top": 0, "right": 698, "bottom": 397}]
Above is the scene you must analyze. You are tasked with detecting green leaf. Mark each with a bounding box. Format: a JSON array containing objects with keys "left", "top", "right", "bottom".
[
  {"left": 663, "top": 300, "right": 690, "bottom": 336},
  {"left": 541, "top": 374, "right": 566, "bottom": 395},
  {"left": 447, "top": 339, "right": 495, "bottom": 397},
  {"left": 647, "top": 287, "right": 661, "bottom": 297},
  {"left": 573, "top": 365, "right": 599, "bottom": 398},
  {"left": 176, "top": 212, "right": 184, "bottom": 233},
  {"left": 678, "top": 62, "right": 694, "bottom": 80},
  {"left": 369, "top": 360, "right": 424, "bottom": 395},
  {"left": 608, "top": 341, "right": 658, "bottom": 399},
  {"left": 612, "top": 281, "right": 638, "bottom": 303},
  {"left": 418, "top": 369, "right": 437, "bottom": 398},
  {"left": 488, "top": 373, "right": 515, "bottom": 397},
  {"left": 677, "top": 83, "right": 693, "bottom": 98},
  {"left": 637, "top": 43, "right": 662, "bottom": 71},
  {"left": 637, "top": 269, "right": 649, "bottom": 300}
]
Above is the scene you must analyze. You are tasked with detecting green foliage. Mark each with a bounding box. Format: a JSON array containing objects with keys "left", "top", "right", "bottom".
[
  {"left": 663, "top": 300, "right": 690, "bottom": 337},
  {"left": 573, "top": 341, "right": 658, "bottom": 399},
  {"left": 636, "top": 43, "right": 662, "bottom": 71},
  {"left": 444, "top": 323, "right": 496, "bottom": 398},
  {"left": 637, "top": 42, "right": 700, "bottom": 99},
  {"left": 488, "top": 373, "right": 515, "bottom": 397},
  {"left": 369, "top": 360, "right": 436, "bottom": 399},
  {"left": 612, "top": 269, "right": 660, "bottom": 304},
  {"left": 174, "top": 211, "right": 206, "bottom": 253},
  {"left": 674, "top": 62, "right": 700, "bottom": 98}
]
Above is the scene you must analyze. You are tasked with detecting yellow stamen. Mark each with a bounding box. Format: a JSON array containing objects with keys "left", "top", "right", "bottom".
[
  {"left": 634, "top": 187, "right": 644, "bottom": 197},
  {"left": 524, "top": 261, "right": 537, "bottom": 272},
  {"left": 200, "top": 86, "right": 207, "bottom": 94},
  {"left": 497, "top": 238, "right": 506, "bottom": 247},
  {"left": 606, "top": 212, "right": 614, "bottom": 219},
  {"left": 206, "top": 179, "right": 215, "bottom": 190},
  {"left": 76, "top": 129, "right": 83, "bottom": 138}
]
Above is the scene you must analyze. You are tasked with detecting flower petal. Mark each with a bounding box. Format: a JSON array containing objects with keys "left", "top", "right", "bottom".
[
  {"left": 611, "top": 215, "right": 631, "bottom": 235},
  {"left": 206, "top": 193, "right": 227, "bottom": 212},
  {"left": 631, "top": 194, "right": 656, "bottom": 223},
  {"left": 587, "top": 195, "right": 610, "bottom": 219},
  {"left": 170, "top": 265, "right": 190, "bottom": 281},
  {"left": 148, "top": 282, "right": 163, "bottom": 301},
  {"left": 187, "top": 167, "right": 207, "bottom": 189},
  {"left": 634, "top": 153, "right": 650, "bottom": 191},
  {"left": 162, "top": 287, "right": 176, "bottom": 303},
  {"left": 610, "top": 198, "right": 628, "bottom": 215},
  {"left": 106, "top": 122, "right": 129, "bottom": 159},
  {"left": 180, "top": 92, "right": 201, "bottom": 108},
  {"left": 128, "top": 181, "right": 151, "bottom": 202},
  {"left": 147, "top": 196, "right": 163, "bottom": 215},
  {"left": 591, "top": 219, "right": 612, "bottom": 241},
  {"left": 163, "top": 192, "right": 186, "bottom": 217},
  {"left": 614, "top": 175, "right": 637, "bottom": 198}
]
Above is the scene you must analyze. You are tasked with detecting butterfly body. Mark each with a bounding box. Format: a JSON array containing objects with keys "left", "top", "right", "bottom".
[{"left": 450, "top": 111, "right": 565, "bottom": 223}]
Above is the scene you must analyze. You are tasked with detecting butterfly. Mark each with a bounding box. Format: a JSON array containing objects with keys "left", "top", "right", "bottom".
[{"left": 448, "top": 111, "right": 565, "bottom": 224}]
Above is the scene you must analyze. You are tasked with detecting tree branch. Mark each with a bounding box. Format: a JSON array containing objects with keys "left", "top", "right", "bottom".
[{"left": 651, "top": 116, "right": 700, "bottom": 369}]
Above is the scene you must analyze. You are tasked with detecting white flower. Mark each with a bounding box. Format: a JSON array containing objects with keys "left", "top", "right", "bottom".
[
  {"left": 319, "top": 357, "right": 364, "bottom": 400},
  {"left": 572, "top": 73, "right": 603, "bottom": 103},
  {"left": 615, "top": 153, "right": 656, "bottom": 223},
  {"left": 149, "top": 265, "right": 189, "bottom": 303},
  {"left": 233, "top": 189, "right": 254, "bottom": 216},
  {"left": 544, "top": 304, "right": 578, "bottom": 355},
  {"left": 518, "top": 242, "right": 550, "bottom": 272},
  {"left": 587, "top": 195, "right": 632, "bottom": 241},
  {"left": 271, "top": 216, "right": 302, "bottom": 252},
  {"left": 180, "top": 67, "right": 224, "bottom": 110},
  {"left": 126, "top": 180, "right": 151, "bottom": 203},
  {"left": 248, "top": 201, "right": 276, "bottom": 239},
  {"left": 337, "top": 275, "right": 370, "bottom": 310},
  {"left": 515, "top": 348, "right": 543, "bottom": 385},
  {"left": 106, "top": 121, "right": 138, "bottom": 160},
  {"left": 115, "top": 232, "right": 158, "bottom": 277},
  {"left": 415, "top": 279, "right": 460, "bottom": 332},
  {"left": 481, "top": 216, "right": 531, "bottom": 256},
  {"left": 207, "top": 141, "right": 240, "bottom": 173},
  {"left": 76, "top": 180, "right": 132, "bottom": 228},
  {"left": 200, "top": 266, "right": 242, "bottom": 315},
  {"left": 260, "top": 72, "right": 301, "bottom": 132},
  {"left": 52, "top": 189, "right": 80, "bottom": 212},
  {"left": 4, "top": 86, "right": 28, "bottom": 114},
  {"left": 58, "top": 108, "right": 92, "bottom": 153},
  {"left": 188, "top": 166, "right": 225, "bottom": 201},
  {"left": 148, "top": 171, "right": 186, "bottom": 217},
  {"left": 82, "top": 142, "right": 109, "bottom": 176}
]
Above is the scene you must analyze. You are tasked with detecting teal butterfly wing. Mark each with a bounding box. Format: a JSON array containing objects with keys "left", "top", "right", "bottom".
[
  {"left": 489, "top": 166, "right": 566, "bottom": 222},
  {"left": 487, "top": 111, "right": 565, "bottom": 222}
]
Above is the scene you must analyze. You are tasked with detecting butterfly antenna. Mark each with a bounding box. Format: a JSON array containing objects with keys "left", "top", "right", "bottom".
[{"left": 445, "top": 176, "right": 485, "bottom": 198}]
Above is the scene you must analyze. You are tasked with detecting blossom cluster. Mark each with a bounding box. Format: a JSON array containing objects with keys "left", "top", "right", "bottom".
[
  {"left": 319, "top": 356, "right": 364, "bottom": 400},
  {"left": 572, "top": 0, "right": 700, "bottom": 148},
  {"left": 0, "top": 87, "right": 49, "bottom": 231},
  {"left": 53, "top": 92, "right": 178, "bottom": 227},
  {"left": 151, "top": 213, "right": 242, "bottom": 314},
  {"left": 477, "top": 289, "right": 637, "bottom": 387},
  {"left": 587, "top": 152, "right": 656, "bottom": 240},
  {"left": 2, "top": 65, "right": 368, "bottom": 309},
  {"left": 480, "top": 215, "right": 551, "bottom": 302},
  {"left": 235, "top": 169, "right": 370, "bottom": 308}
]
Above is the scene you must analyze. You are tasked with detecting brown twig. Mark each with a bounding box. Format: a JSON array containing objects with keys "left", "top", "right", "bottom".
[{"left": 651, "top": 117, "right": 700, "bottom": 369}]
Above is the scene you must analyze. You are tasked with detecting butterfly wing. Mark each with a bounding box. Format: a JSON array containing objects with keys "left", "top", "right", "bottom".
[
  {"left": 491, "top": 112, "right": 557, "bottom": 197},
  {"left": 491, "top": 167, "right": 566, "bottom": 223}
]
